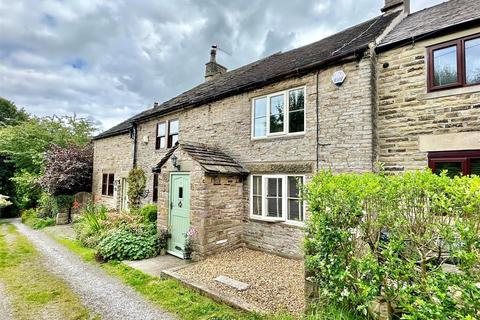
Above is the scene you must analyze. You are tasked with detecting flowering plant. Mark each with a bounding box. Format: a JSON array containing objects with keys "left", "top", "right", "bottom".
[{"left": 184, "top": 227, "right": 197, "bottom": 259}]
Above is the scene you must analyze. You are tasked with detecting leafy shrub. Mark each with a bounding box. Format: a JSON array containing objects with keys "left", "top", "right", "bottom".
[
  {"left": 305, "top": 170, "right": 480, "bottom": 319},
  {"left": 21, "top": 208, "right": 55, "bottom": 229},
  {"left": 98, "top": 224, "right": 160, "bottom": 261},
  {"left": 140, "top": 204, "right": 157, "bottom": 223},
  {"left": 37, "top": 192, "right": 58, "bottom": 218},
  {"left": 73, "top": 202, "right": 108, "bottom": 248}
]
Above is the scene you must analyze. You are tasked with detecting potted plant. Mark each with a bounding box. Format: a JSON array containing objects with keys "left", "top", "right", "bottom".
[
  {"left": 183, "top": 227, "right": 197, "bottom": 260},
  {"left": 158, "top": 228, "right": 170, "bottom": 255}
]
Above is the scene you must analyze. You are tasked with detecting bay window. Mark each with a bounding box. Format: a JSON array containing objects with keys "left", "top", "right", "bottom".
[
  {"left": 428, "top": 34, "right": 480, "bottom": 91},
  {"left": 250, "top": 175, "right": 305, "bottom": 223},
  {"left": 252, "top": 87, "right": 305, "bottom": 138}
]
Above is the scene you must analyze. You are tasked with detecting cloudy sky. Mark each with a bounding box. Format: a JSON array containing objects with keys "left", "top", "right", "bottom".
[{"left": 0, "top": 0, "right": 444, "bottom": 132}]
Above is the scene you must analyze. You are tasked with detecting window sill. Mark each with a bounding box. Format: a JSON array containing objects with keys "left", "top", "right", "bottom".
[
  {"left": 251, "top": 132, "right": 305, "bottom": 142},
  {"left": 101, "top": 195, "right": 114, "bottom": 198},
  {"left": 249, "top": 216, "right": 305, "bottom": 228},
  {"left": 419, "top": 84, "right": 480, "bottom": 100}
]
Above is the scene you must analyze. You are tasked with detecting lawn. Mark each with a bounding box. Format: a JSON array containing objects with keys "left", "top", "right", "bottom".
[{"left": 0, "top": 222, "right": 97, "bottom": 320}]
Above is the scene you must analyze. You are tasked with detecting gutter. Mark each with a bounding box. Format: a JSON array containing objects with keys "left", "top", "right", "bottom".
[
  {"left": 376, "top": 17, "right": 480, "bottom": 53},
  {"left": 131, "top": 123, "right": 138, "bottom": 168}
]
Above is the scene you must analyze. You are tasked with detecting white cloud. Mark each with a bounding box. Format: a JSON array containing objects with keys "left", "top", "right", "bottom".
[{"left": 0, "top": 0, "right": 445, "bottom": 132}]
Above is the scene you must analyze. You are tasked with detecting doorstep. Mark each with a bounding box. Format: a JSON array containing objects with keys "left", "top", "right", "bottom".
[
  {"left": 123, "top": 254, "right": 188, "bottom": 278},
  {"left": 161, "top": 264, "right": 262, "bottom": 314}
]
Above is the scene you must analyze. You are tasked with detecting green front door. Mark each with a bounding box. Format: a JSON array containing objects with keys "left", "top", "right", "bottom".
[{"left": 168, "top": 173, "right": 191, "bottom": 258}]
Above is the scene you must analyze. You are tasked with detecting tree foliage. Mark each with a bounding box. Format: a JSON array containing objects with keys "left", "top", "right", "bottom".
[
  {"left": 0, "top": 108, "right": 95, "bottom": 209},
  {"left": 305, "top": 170, "right": 480, "bottom": 320},
  {"left": 0, "top": 97, "right": 28, "bottom": 127},
  {"left": 0, "top": 115, "right": 94, "bottom": 173},
  {"left": 39, "top": 144, "right": 93, "bottom": 196}
]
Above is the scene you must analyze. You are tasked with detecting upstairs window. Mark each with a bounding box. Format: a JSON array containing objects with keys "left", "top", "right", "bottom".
[
  {"left": 428, "top": 34, "right": 480, "bottom": 92},
  {"left": 156, "top": 122, "right": 166, "bottom": 149},
  {"left": 252, "top": 87, "right": 305, "bottom": 138},
  {"left": 168, "top": 119, "right": 179, "bottom": 148},
  {"left": 250, "top": 174, "right": 305, "bottom": 224},
  {"left": 428, "top": 150, "right": 480, "bottom": 178},
  {"left": 155, "top": 120, "right": 179, "bottom": 149},
  {"left": 102, "top": 173, "right": 115, "bottom": 196}
]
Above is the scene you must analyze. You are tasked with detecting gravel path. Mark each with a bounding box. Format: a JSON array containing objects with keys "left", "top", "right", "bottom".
[
  {"left": 178, "top": 248, "right": 305, "bottom": 315},
  {"left": 0, "top": 282, "right": 13, "bottom": 320},
  {"left": 12, "top": 221, "right": 174, "bottom": 320}
]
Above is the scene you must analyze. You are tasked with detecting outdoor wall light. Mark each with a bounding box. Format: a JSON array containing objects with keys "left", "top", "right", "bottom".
[{"left": 171, "top": 155, "right": 181, "bottom": 171}]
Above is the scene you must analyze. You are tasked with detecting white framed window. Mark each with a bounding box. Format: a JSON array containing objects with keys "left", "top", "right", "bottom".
[
  {"left": 251, "top": 87, "right": 306, "bottom": 139},
  {"left": 249, "top": 174, "right": 305, "bottom": 224}
]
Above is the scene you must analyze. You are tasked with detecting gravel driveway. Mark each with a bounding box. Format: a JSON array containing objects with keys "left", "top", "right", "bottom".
[{"left": 12, "top": 221, "right": 174, "bottom": 320}]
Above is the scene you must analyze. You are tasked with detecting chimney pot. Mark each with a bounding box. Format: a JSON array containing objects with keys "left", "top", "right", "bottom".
[{"left": 205, "top": 45, "right": 227, "bottom": 82}]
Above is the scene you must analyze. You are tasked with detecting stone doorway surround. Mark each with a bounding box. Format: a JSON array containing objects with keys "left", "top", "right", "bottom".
[{"left": 152, "top": 142, "right": 249, "bottom": 260}]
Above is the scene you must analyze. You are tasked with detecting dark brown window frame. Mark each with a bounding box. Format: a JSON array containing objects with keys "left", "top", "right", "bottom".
[
  {"left": 155, "top": 120, "right": 179, "bottom": 149},
  {"left": 101, "top": 173, "right": 115, "bottom": 196},
  {"left": 427, "top": 33, "right": 480, "bottom": 92},
  {"left": 155, "top": 122, "right": 166, "bottom": 150},
  {"left": 152, "top": 173, "right": 159, "bottom": 202},
  {"left": 428, "top": 150, "right": 480, "bottom": 176},
  {"left": 167, "top": 119, "right": 179, "bottom": 148}
]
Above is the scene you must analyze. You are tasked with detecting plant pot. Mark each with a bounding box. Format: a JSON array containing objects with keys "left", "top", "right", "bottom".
[{"left": 160, "top": 248, "right": 167, "bottom": 256}]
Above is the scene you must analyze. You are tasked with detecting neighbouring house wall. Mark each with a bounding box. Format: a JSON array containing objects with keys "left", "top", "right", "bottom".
[
  {"left": 92, "top": 133, "right": 133, "bottom": 210},
  {"left": 377, "top": 27, "right": 480, "bottom": 172}
]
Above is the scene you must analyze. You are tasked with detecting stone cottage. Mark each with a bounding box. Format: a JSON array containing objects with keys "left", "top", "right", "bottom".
[{"left": 92, "top": 0, "right": 480, "bottom": 259}]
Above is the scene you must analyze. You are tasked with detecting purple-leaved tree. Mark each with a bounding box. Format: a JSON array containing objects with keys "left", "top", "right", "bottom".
[{"left": 40, "top": 144, "right": 93, "bottom": 196}]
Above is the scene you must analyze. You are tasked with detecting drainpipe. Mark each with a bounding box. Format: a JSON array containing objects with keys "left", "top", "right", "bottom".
[
  {"left": 131, "top": 123, "right": 138, "bottom": 168},
  {"left": 315, "top": 70, "right": 320, "bottom": 172}
]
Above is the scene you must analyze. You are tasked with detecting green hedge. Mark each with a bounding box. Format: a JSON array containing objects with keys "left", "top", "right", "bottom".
[{"left": 304, "top": 170, "right": 480, "bottom": 319}]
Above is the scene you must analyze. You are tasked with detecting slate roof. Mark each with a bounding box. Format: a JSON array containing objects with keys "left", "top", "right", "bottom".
[
  {"left": 379, "top": 0, "right": 480, "bottom": 49},
  {"left": 153, "top": 142, "right": 249, "bottom": 175},
  {"left": 95, "top": 12, "right": 400, "bottom": 140}
]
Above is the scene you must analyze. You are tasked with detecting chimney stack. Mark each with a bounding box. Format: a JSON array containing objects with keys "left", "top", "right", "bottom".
[
  {"left": 205, "top": 45, "right": 227, "bottom": 82},
  {"left": 381, "top": 0, "right": 410, "bottom": 15}
]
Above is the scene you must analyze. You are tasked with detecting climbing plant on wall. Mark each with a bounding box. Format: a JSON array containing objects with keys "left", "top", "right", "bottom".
[{"left": 127, "top": 167, "right": 146, "bottom": 211}]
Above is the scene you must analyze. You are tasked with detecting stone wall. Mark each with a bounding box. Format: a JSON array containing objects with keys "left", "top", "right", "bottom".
[
  {"left": 92, "top": 133, "right": 133, "bottom": 210},
  {"left": 377, "top": 27, "right": 480, "bottom": 172}
]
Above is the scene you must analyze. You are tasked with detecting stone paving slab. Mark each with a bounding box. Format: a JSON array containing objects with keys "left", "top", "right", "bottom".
[
  {"left": 214, "top": 275, "right": 250, "bottom": 291},
  {"left": 123, "top": 255, "right": 188, "bottom": 278}
]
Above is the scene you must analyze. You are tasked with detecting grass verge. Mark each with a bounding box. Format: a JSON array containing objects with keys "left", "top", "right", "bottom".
[{"left": 0, "top": 222, "right": 97, "bottom": 320}]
